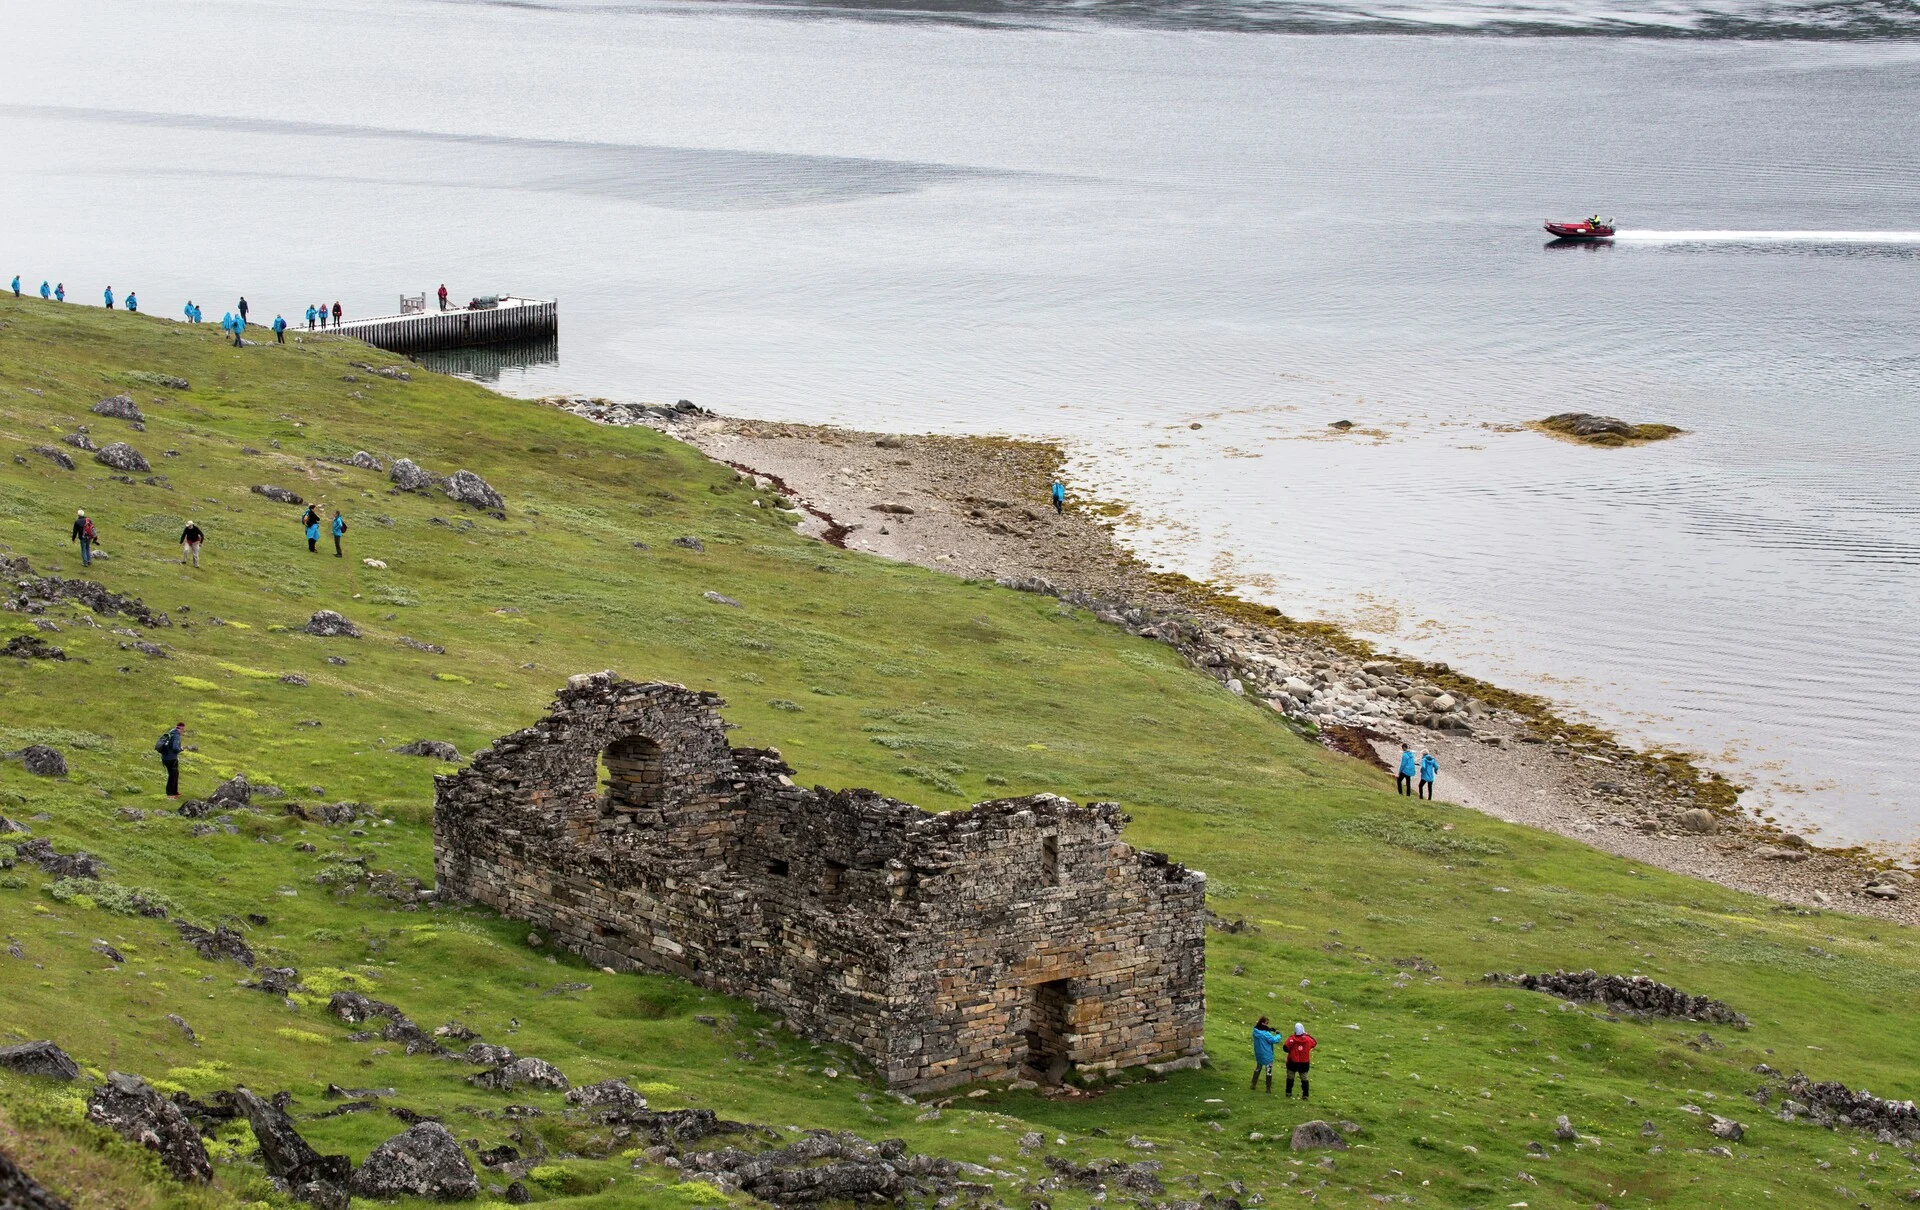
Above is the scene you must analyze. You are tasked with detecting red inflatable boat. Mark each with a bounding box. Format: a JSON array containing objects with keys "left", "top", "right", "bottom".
[{"left": 1545, "top": 218, "right": 1616, "bottom": 240}]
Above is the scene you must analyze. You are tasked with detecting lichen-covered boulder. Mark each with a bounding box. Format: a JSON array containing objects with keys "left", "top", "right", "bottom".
[
  {"left": 350, "top": 451, "right": 385, "bottom": 471},
  {"left": 30, "top": 446, "right": 76, "bottom": 471},
  {"left": 20, "top": 745, "right": 66, "bottom": 777},
  {"left": 442, "top": 469, "right": 504, "bottom": 515},
  {"left": 469, "top": 1056, "right": 569, "bottom": 1092},
  {"left": 234, "top": 1086, "right": 352, "bottom": 1188},
  {"left": 0, "top": 1148, "right": 71, "bottom": 1210},
  {"left": 394, "top": 740, "right": 460, "bottom": 762},
  {"left": 347, "top": 1122, "right": 479, "bottom": 1200},
  {"left": 304, "top": 611, "right": 362, "bottom": 638},
  {"left": 251, "top": 485, "right": 304, "bottom": 505},
  {"left": 1289, "top": 1120, "right": 1348, "bottom": 1151},
  {"left": 92, "top": 395, "right": 145, "bottom": 423},
  {"left": 389, "top": 458, "right": 435, "bottom": 494},
  {"left": 207, "top": 774, "right": 251, "bottom": 806},
  {"left": 566, "top": 1078, "right": 648, "bottom": 1116},
  {"left": 93, "top": 442, "right": 151, "bottom": 473},
  {"left": 0, "top": 1040, "right": 82, "bottom": 1080},
  {"left": 87, "top": 1072, "right": 213, "bottom": 1183}
]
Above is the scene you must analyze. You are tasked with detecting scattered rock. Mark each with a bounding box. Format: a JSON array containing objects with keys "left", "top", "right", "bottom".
[
  {"left": 350, "top": 451, "right": 385, "bottom": 471},
  {"left": 28, "top": 445, "right": 76, "bottom": 471},
  {"left": 304, "top": 610, "right": 362, "bottom": 638},
  {"left": 567, "top": 1078, "right": 649, "bottom": 1117},
  {"left": 1553, "top": 1115, "right": 1576, "bottom": 1140},
  {"left": 1677, "top": 808, "right": 1717, "bottom": 835},
  {"left": 87, "top": 1072, "right": 213, "bottom": 1183},
  {"left": 280, "top": 672, "right": 308, "bottom": 686},
  {"left": 0, "top": 1148, "right": 71, "bottom": 1210},
  {"left": 17, "top": 745, "right": 67, "bottom": 777},
  {"left": 671, "top": 536, "right": 705, "bottom": 552},
  {"left": 207, "top": 775, "right": 251, "bottom": 808},
  {"left": 1781, "top": 1073, "right": 1920, "bottom": 1140},
  {"left": 398, "top": 636, "right": 445, "bottom": 654},
  {"left": 470, "top": 1057, "right": 570, "bottom": 1092},
  {"left": 1329, "top": 420, "right": 1354, "bottom": 431},
  {"left": 347, "top": 1122, "right": 480, "bottom": 1201},
  {"left": 702, "top": 591, "right": 741, "bottom": 608},
  {"left": 394, "top": 740, "right": 461, "bottom": 762},
  {"left": 875, "top": 435, "right": 907, "bottom": 449},
  {"left": 92, "top": 395, "right": 146, "bottom": 423},
  {"left": 1290, "top": 1121, "right": 1348, "bottom": 1151},
  {"left": 93, "top": 442, "right": 151, "bottom": 473},
  {"left": 251, "top": 485, "right": 305, "bottom": 505},
  {"left": 389, "top": 458, "right": 436, "bottom": 494},
  {"left": 1865, "top": 883, "right": 1902, "bottom": 900},
  {"left": 13, "top": 839, "right": 102, "bottom": 879},
  {"left": 1708, "top": 1114, "right": 1745, "bottom": 1142},
  {"left": 0, "top": 1040, "right": 83, "bottom": 1080},
  {"left": 442, "top": 469, "right": 505, "bottom": 515},
  {"left": 870, "top": 503, "right": 915, "bottom": 515},
  {"left": 1755, "top": 845, "right": 1809, "bottom": 862},
  {"left": 1486, "top": 970, "right": 1746, "bottom": 1025},
  {"left": 234, "top": 1086, "right": 352, "bottom": 1189},
  {"left": 327, "top": 990, "right": 402, "bottom": 1026},
  {"left": 176, "top": 921, "right": 255, "bottom": 967},
  {"left": 4, "top": 576, "right": 169, "bottom": 627},
  {"left": 60, "top": 430, "right": 96, "bottom": 452}
]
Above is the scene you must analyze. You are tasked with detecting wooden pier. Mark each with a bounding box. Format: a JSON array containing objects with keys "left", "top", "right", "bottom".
[{"left": 314, "top": 295, "right": 557, "bottom": 355}]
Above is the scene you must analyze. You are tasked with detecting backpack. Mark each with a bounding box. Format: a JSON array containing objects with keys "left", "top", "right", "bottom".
[
  {"left": 82, "top": 518, "right": 97, "bottom": 542},
  {"left": 153, "top": 730, "right": 173, "bottom": 754}
]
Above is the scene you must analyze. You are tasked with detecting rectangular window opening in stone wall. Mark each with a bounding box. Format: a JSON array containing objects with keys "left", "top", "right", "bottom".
[
  {"left": 1041, "top": 834, "right": 1061, "bottom": 885},
  {"left": 1025, "top": 978, "right": 1074, "bottom": 1085},
  {"left": 821, "top": 858, "right": 848, "bottom": 904},
  {"left": 602, "top": 735, "right": 666, "bottom": 826},
  {"left": 767, "top": 858, "right": 790, "bottom": 877}
]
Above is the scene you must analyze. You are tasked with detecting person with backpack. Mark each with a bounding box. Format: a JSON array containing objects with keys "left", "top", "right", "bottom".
[
  {"left": 437, "top": 283, "right": 449, "bottom": 311},
  {"left": 302, "top": 504, "right": 322, "bottom": 553},
  {"left": 1396, "top": 743, "right": 1416, "bottom": 796},
  {"left": 330, "top": 509, "right": 348, "bottom": 557},
  {"left": 331, "top": 300, "right": 343, "bottom": 326},
  {"left": 155, "top": 721, "right": 186, "bottom": 798},
  {"left": 1419, "top": 750, "right": 1439, "bottom": 800},
  {"left": 1250, "top": 1016, "right": 1283, "bottom": 1093},
  {"left": 272, "top": 314, "right": 287, "bottom": 344},
  {"left": 1050, "top": 478, "right": 1065, "bottom": 516},
  {"left": 1282, "top": 1023, "right": 1316, "bottom": 1099},
  {"left": 70, "top": 509, "right": 98, "bottom": 567},
  {"left": 180, "top": 519, "right": 205, "bottom": 567}
]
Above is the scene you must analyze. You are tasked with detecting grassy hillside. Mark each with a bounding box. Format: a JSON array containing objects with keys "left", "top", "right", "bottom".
[{"left": 0, "top": 296, "right": 1915, "bottom": 1209}]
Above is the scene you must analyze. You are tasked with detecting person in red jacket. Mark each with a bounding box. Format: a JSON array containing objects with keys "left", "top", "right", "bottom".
[{"left": 1282, "top": 1023, "right": 1316, "bottom": 1100}]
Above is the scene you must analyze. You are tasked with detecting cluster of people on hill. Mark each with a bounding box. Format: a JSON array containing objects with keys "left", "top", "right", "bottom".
[
  {"left": 12, "top": 277, "right": 68, "bottom": 302},
  {"left": 1396, "top": 743, "right": 1440, "bottom": 799},
  {"left": 8, "top": 277, "right": 308, "bottom": 347},
  {"left": 1251, "top": 1018, "right": 1316, "bottom": 1097}
]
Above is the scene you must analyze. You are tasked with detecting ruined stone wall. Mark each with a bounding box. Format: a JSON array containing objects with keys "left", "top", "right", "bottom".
[{"left": 433, "top": 673, "right": 1206, "bottom": 1091}]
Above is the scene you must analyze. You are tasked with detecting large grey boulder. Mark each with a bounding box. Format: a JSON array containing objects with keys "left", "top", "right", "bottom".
[
  {"left": 394, "top": 740, "right": 460, "bottom": 762},
  {"left": 442, "top": 469, "right": 504, "bottom": 515},
  {"left": 20, "top": 745, "right": 66, "bottom": 777},
  {"left": 93, "top": 442, "right": 150, "bottom": 473},
  {"left": 0, "top": 1040, "right": 82, "bottom": 1080},
  {"left": 566, "top": 1078, "right": 648, "bottom": 1117},
  {"left": 1289, "top": 1120, "right": 1348, "bottom": 1151},
  {"left": 233, "top": 1086, "right": 351, "bottom": 1189},
  {"left": 92, "top": 395, "right": 145, "bottom": 423},
  {"left": 1677, "top": 808, "right": 1717, "bottom": 835},
  {"left": 350, "top": 451, "right": 385, "bottom": 471},
  {"left": 469, "top": 1056, "right": 569, "bottom": 1092},
  {"left": 87, "top": 1072, "right": 212, "bottom": 1183},
  {"left": 347, "top": 1122, "right": 479, "bottom": 1200},
  {"left": 0, "top": 1148, "right": 71, "bottom": 1210},
  {"left": 389, "top": 458, "right": 435, "bottom": 494},
  {"left": 304, "top": 611, "right": 362, "bottom": 638},
  {"left": 207, "top": 774, "right": 251, "bottom": 807},
  {"left": 30, "top": 446, "right": 76, "bottom": 471},
  {"left": 251, "top": 485, "right": 304, "bottom": 505}
]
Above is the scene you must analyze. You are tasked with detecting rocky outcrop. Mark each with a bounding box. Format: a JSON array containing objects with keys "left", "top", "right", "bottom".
[
  {"left": 566, "top": 1078, "right": 648, "bottom": 1117},
  {"left": 14, "top": 840, "right": 103, "bottom": 880},
  {"left": 251, "top": 485, "right": 304, "bottom": 505},
  {"left": 1778, "top": 1073, "right": 1920, "bottom": 1141},
  {"left": 682, "top": 1132, "right": 906, "bottom": 1204},
  {"left": 1290, "top": 1120, "right": 1348, "bottom": 1151},
  {"left": 3, "top": 577, "right": 169, "bottom": 627},
  {"left": 4, "top": 635, "right": 67, "bottom": 660},
  {"left": 469, "top": 1057, "right": 569, "bottom": 1092},
  {"left": 28, "top": 446, "right": 75, "bottom": 471},
  {"left": 175, "top": 922, "right": 255, "bottom": 967},
  {"left": 0, "top": 1148, "right": 71, "bottom": 1210},
  {"left": 17, "top": 745, "right": 66, "bottom": 777},
  {"left": 304, "top": 611, "right": 361, "bottom": 638},
  {"left": 91, "top": 395, "right": 145, "bottom": 423},
  {"left": 350, "top": 451, "right": 384, "bottom": 471},
  {"left": 347, "top": 1123, "right": 479, "bottom": 1201},
  {"left": 394, "top": 740, "right": 460, "bottom": 762},
  {"left": 389, "top": 459, "right": 435, "bottom": 494},
  {"left": 207, "top": 775, "right": 251, "bottom": 807},
  {"left": 87, "top": 1073, "right": 212, "bottom": 1183},
  {"left": 1487, "top": 970, "right": 1747, "bottom": 1026},
  {"left": 233, "top": 1086, "right": 351, "bottom": 1190},
  {"left": 441, "top": 470, "right": 504, "bottom": 515},
  {"left": 0, "top": 1040, "right": 82, "bottom": 1080},
  {"left": 93, "top": 442, "right": 150, "bottom": 473}
]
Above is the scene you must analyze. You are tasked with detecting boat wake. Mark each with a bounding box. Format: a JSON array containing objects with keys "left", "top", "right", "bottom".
[{"left": 1616, "top": 230, "right": 1920, "bottom": 243}]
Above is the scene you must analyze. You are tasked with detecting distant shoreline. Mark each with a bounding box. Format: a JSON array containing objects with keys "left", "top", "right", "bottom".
[{"left": 539, "top": 395, "right": 1919, "bottom": 923}]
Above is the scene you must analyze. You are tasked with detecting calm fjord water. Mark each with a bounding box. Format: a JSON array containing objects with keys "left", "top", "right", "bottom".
[{"left": 4, "top": 0, "right": 1916, "bottom": 850}]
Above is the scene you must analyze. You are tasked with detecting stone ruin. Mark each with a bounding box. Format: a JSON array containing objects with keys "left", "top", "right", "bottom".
[{"left": 433, "top": 673, "right": 1207, "bottom": 1092}]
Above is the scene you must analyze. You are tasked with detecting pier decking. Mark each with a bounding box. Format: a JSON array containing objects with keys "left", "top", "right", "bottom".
[{"left": 314, "top": 296, "right": 557, "bottom": 354}]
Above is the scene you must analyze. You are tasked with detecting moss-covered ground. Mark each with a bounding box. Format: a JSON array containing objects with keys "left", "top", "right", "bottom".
[{"left": 0, "top": 297, "right": 1915, "bottom": 1208}]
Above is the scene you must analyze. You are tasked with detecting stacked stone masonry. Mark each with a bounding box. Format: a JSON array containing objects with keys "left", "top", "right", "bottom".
[{"left": 433, "top": 674, "right": 1206, "bottom": 1091}]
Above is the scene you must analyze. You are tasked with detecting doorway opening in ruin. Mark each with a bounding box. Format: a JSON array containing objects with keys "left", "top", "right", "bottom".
[
  {"left": 601, "top": 735, "right": 666, "bottom": 825},
  {"left": 1041, "top": 835, "right": 1061, "bottom": 885},
  {"left": 1024, "top": 978, "right": 1074, "bottom": 1085}
]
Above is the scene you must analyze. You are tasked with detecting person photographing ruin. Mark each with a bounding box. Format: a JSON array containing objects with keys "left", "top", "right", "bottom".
[
  {"left": 1283, "top": 1022, "right": 1316, "bottom": 1099},
  {"left": 1250, "top": 1016, "right": 1282, "bottom": 1093}
]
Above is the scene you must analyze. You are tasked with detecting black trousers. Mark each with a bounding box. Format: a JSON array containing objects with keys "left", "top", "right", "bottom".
[
  {"left": 164, "top": 761, "right": 179, "bottom": 796},
  {"left": 333, "top": 535, "right": 342, "bottom": 557},
  {"left": 1419, "top": 778, "right": 1434, "bottom": 799},
  {"left": 308, "top": 538, "right": 318, "bottom": 552},
  {"left": 1286, "top": 1061, "right": 1310, "bottom": 1098},
  {"left": 1396, "top": 773, "right": 1412, "bottom": 795}
]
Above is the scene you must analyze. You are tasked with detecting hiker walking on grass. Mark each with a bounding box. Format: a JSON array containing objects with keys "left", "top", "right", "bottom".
[
  {"left": 126, "top": 292, "right": 138, "bottom": 314},
  {"left": 9, "top": 276, "right": 18, "bottom": 297},
  {"left": 330, "top": 509, "right": 347, "bottom": 558},
  {"left": 1396, "top": 743, "right": 1415, "bottom": 796},
  {"left": 1251, "top": 1016, "right": 1282, "bottom": 1093},
  {"left": 1418, "top": 750, "right": 1439, "bottom": 801},
  {"left": 155, "top": 721, "right": 185, "bottom": 798},
  {"left": 1283, "top": 1023, "right": 1316, "bottom": 1099},
  {"left": 302, "top": 504, "right": 322, "bottom": 553},
  {"left": 39, "top": 281, "right": 50, "bottom": 301},
  {"left": 1050, "top": 479, "right": 1065, "bottom": 516},
  {"left": 70, "top": 509, "right": 98, "bottom": 567},
  {"left": 272, "top": 314, "right": 287, "bottom": 344},
  {"left": 180, "top": 520, "right": 205, "bottom": 568},
  {"left": 103, "top": 285, "right": 114, "bottom": 310},
  {"left": 54, "top": 283, "right": 64, "bottom": 303}
]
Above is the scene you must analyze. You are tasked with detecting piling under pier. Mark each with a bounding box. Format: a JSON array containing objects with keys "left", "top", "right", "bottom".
[{"left": 312, "top": 296, "right": 556, "bottom": 354}]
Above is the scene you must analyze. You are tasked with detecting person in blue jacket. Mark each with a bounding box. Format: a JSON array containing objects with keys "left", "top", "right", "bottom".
[
  {"left": 305, "top": 304, "right": 317, "bottom": 331},
  {"left": 272, "top": 314, "right": 287, "bottom": 344},
  {"left": 330, "top": 509, "right": 346, "bottom": 557},
  {"left": 192, "top": 302, "right": 202, "bottom": 323},
  {"left": 126, "top": 292, "right": 138, "bottom": 313},
  {"left": 39, "top": 281, "right": 50, "bottom": 300},
  {"left": 9, "top": 276, "right": 18, "bottom": 297},
  {"left": 54, "top": 282, "right": 65, "bottom": 302},
  {"left": 1396, "top": 743, "right": 1416, "bottom": 796},
  {"left": 302, "top": 504, "right": 321, "bottom": 553},
  {"left": 1418, "top": 750, "right": 1439, "bottom": 800},
  {"left": 1251, "top": 1016, "right": 1283, "bottom": 1093},
  {"left": 1050, "top": 479, "right": 1066, "bottom": 515},
  {"left": 103, "top": 285, "right": 114, "bottom": 309}
]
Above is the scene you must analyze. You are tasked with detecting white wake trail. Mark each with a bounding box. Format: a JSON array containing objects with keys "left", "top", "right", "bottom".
[{"left": 1614, "top": 230, "right": 1920, "bottom": 243}]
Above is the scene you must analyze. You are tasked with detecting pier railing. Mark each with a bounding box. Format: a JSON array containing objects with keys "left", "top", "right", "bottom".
[{"left": 310, "top": 295, "right": 557, "bottom": 355}]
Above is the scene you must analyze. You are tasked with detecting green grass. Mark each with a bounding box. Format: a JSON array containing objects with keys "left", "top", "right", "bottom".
[{"left": 1, "top": 296, "right": 1916, "bottom": 1208}]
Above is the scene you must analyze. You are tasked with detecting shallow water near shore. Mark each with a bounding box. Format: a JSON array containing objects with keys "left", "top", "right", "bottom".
[{"left": 3, "top": 0, "right": 1916, "bottom": 851}]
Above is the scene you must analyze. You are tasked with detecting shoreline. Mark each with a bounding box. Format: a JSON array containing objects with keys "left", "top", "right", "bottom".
[{"left": 546, "top": 396, "right": 1918, "bottom": 924}]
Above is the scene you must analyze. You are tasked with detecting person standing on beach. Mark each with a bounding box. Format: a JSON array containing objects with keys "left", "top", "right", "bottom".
[
  {"left": 155, "top": 721, "right": 185, "bottom": 798},
  {"left": 1418, "top": 750, "right": 1439, "bottom": 800},
  {"left": 302, "top": 504, "right": 322, "bottom": 553},
  {"left": 180, "top": 519, "right": 205, "bottom": 567},
  {"left": 1050, "top": 479, "right": 1065, "bottom": 515},
  {"left": 1250, "top": 1016, "right": 1282, "bottom": 1093},
  {"left": 1282, "top": 1023, "right": 1316, "bottom": 1099},
  {"left": 103, "top": 285, "right": 114, "bottom": 309},
  {"left": 272, "top": 314, "right": 287, "bottom": 344},
  {"left": 70, "top": 509, "right": 98, "bottom": 567},
  {"left": 331, "top": 301, "right": 342, "bottom": 326},
  {"left": 1396, "top": 743, "right": 1415, "bottom": 796},
  {"left": 330, "top": 509, "right": 347, "bottom": 558}
]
